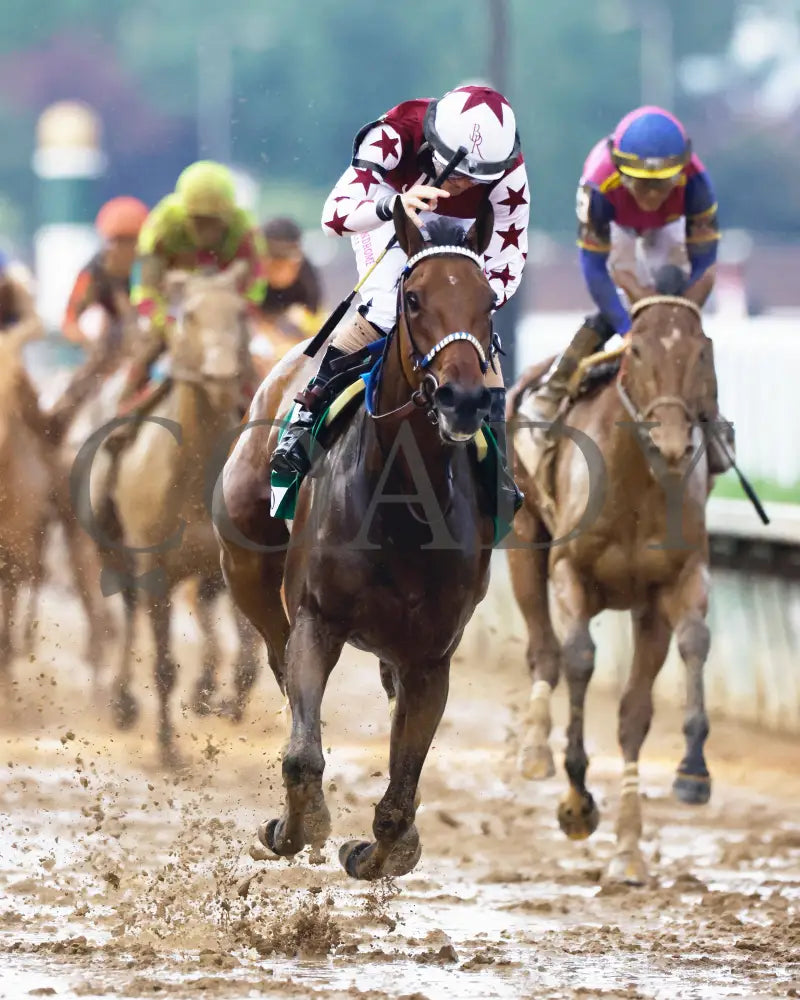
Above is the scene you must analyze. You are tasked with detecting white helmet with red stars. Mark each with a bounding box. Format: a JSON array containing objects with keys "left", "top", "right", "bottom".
[{"left": 424, "top": 85, "right": 520, "bottom": 182}]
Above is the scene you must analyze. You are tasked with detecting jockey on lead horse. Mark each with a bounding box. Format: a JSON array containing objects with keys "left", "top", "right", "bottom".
[
  {"left": 270, "top": 84, "right": 530, "bottom": 518},
  {"left": 522, "top": 105, "right": 732, "bottom": 476}
]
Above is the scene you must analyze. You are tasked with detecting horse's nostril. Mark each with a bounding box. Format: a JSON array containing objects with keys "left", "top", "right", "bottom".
[
  {"left": 434, "top": 384, "right": 456, "bottom": 410},
  {"left": 478, "top": 387, "right": 492, "bottom": 415}
]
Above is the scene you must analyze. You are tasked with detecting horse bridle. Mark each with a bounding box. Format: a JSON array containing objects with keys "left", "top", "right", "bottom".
[
  {"left": 616, "top": 294, "right": 704, "bottom": 426},
  {"left": 372, "top": 244, "right": 497, "bottom": 422}
]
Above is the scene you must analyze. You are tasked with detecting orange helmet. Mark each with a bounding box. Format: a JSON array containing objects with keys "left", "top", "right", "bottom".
[{"left": 95, "top": 196, "right": 149, "bottom": 240}]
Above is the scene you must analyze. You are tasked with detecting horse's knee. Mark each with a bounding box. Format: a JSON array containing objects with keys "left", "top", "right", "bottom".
[
  {"left": 563, "top": 628, "right": 595, "bottom": 682},
  {"left": 676, "top": 616, "right": 710, "bottom": 664}
]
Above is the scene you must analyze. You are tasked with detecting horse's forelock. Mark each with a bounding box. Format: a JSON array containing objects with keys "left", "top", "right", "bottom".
[{"left": 423, "top": 218, "right": 470, "bottom": 249}]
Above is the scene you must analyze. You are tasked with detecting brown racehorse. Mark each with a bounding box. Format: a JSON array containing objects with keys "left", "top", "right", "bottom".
[
  {"left": 89, "top": 267, "right": 261, "bottom": 766},
  {"left": 0, "top": 326, "right": 52, "bottom": 685},
  {"left": 508, "top": 273, "right": 717, "bottom": 884},
  {"left": 216, "top": 201, "right": 497, "bottom": 879}
]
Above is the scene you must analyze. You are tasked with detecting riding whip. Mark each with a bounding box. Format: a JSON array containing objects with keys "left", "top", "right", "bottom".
[
  {"left": 304, "top": 145, "right": 468, "bottom": 358},
  {"left": 711, "top": 428, "right": 770, "bottom": 525}
]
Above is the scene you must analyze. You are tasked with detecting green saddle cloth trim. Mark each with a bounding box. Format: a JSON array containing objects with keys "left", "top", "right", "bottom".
[
  {"left": 271, "top": 390, "right": 511, "bottom": 546},
  {"left": 270, "top": 381, "right": 368, "bottom": 520}
]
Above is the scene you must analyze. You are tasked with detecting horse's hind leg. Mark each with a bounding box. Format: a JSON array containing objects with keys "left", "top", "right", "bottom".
[
  {"left": 224, "top": 610, "right": 261, "bottom": 723},
  {"left": 191, "top": 576, "right": 223, "bottom": 717},
  {"left": 0, "top": 574, "right": 17, "bottom": 688},
  {"left": 259, "top": 614, "right": 341, "bottom": 858},
  {"left": 606, "top": 599, "right": 672, "bottom": 885},
  {"left": 508, "top": 510, "right": 561, "bottom": 780},
  {"left": 23, "top": 526, "right": 46, "bottom": 658},
  {"left": 664, "top": 566, "right": 711, "bottom": 806},
  {"left": 553, "top": 560, "right": 600, "bottom": 840},
  {"left": 216, "top": 465, "right": 290, "bottom": 692},
  {"left": 340, "top": 658, "right": 449, "bottom": 880}
]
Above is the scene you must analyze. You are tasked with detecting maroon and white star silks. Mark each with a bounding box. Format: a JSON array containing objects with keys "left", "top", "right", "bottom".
[{"left": 320, "top": 99, "right": 530, "bottom": 329}]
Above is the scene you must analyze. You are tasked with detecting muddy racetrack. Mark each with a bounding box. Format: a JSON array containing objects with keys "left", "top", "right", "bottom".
[{"left": 1, "top": 562, "right": 798, "bottom": 1000}]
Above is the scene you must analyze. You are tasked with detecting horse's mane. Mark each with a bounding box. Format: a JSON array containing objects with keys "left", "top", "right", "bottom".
[{"left": 423, "top": 218, "right": 471, "bottom": 249}]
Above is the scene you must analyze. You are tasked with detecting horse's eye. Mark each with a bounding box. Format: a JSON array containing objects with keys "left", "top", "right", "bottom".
[
  {"left": 406, "top": 291, "right": 420, "bottom": 312},
  {"left": 630, "top": 343, "right": 642, "bottom": 361}
]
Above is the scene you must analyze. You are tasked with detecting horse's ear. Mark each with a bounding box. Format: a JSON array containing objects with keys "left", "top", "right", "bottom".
[
  {"left": 219, "top": 259, "right": 249, "bottom": 290},
  {"left": 685, "top": 264, "right": 715, "bottom": 307},
  {"left": 393, "top": 195, "right": 424, "bottom": 258},
  {"left": 465, "top": 201, "right": 494, "bottom": 257},
  {"left": 165, "top": 269, "right": 190, "bottom": 308},
  {"left": 611, "top": 267, "right": 652, "bottom": 305}
]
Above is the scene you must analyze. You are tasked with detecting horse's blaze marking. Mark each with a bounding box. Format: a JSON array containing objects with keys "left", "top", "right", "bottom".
[
  {"left": 660, "top": 326, "right": 682, "bottom": 352},
  {"left": 448, "top": 274, "right": 458, "bottom": 286}
]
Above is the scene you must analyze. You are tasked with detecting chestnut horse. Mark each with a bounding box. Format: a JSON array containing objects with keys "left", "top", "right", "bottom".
[
  {"left": 216, "top": 202, "right": 496, "bottom": 879},
  {"left": 509, "top": 274, "right": 717, "bottom": 884}
]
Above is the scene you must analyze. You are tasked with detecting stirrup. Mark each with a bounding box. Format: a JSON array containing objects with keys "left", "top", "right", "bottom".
[{"left": 271, "top": 409, "right": 317, "bottom": 478}]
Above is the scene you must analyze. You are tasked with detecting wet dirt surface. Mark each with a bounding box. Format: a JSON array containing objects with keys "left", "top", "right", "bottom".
[{"left": 1, "top": 573, "right": 798, "bottom": 999}]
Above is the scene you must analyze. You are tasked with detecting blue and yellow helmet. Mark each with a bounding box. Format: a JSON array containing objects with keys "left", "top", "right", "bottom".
[{"left": 609, "top": 106, "right": 691, "bottom": 180}]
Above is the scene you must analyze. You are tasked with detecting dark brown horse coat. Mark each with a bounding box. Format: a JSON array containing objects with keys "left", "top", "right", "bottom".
[{"left": 217, "top": 202, "right": 498, "bottom": 879}]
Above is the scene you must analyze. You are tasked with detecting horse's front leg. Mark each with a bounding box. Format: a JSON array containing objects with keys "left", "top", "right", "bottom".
[
  {"left": 340, "top": 657, "right": 449, "bottom": 880},
  {"left": 664, "top": 562, "right": 712, "bottom": 805},
  {"left": 259, "top": 612, "right": 342, "bottom": 858},
  {"left": 553, "top": 560, "right": 600, "bottom": 840},
  {"left": 145, "top": 590, "right": 182, "bottom": 769},
  {"left": 607, "top": 599, "right": 672, "bottom": 885}
]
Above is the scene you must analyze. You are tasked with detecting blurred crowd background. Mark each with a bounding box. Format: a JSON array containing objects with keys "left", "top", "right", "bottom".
[{"left": 2, "top": 0, "right": 799, "bottom": 313}]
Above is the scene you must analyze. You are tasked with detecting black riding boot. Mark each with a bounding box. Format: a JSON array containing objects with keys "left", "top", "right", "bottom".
[
  {"left": 488, "top": 386, "right": 524, "bottom": 523},
  {"left": 271, "top": 344, "right": 346, "bottom": 478}
]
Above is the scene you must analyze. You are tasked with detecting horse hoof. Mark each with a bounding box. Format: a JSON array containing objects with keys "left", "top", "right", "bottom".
[
  {"left": 339, "top": 826, "right": 422, "bottom": 880},
  {"left": 257, "top": 818, "right": 299, "bottom": 857},
  {"left": 257, "top": 819, "right": 281, "bottom": 853},
  {"left": 557, "top": 794, "right": 600, "bottom": 840},
  {"left": 605, "top": 850, "right": 648, "bottom": 887},
  {"left": 518, "top": 743, "right": 555, "bottom": 781},
  {"left": 339, "top": 839, "right": 372, "bottom": 878},
  {"left": 673, "top": 772, "right": 711, "bottom": 805},
  {"left": 111, "top": 691, "right": 139, "bottom": 730}
]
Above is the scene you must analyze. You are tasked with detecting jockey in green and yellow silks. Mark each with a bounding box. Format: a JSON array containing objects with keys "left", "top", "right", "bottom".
[{"left": 124, "top": 161, "right": 266, "bottom": 404}]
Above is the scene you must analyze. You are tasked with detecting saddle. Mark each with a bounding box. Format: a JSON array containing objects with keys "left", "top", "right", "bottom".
[
  {"left": 270, "top": 348, "right": 502, "bottom": 538},
  {"left": 515, "top": 342, "right": 627, "bottom": 535}
]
